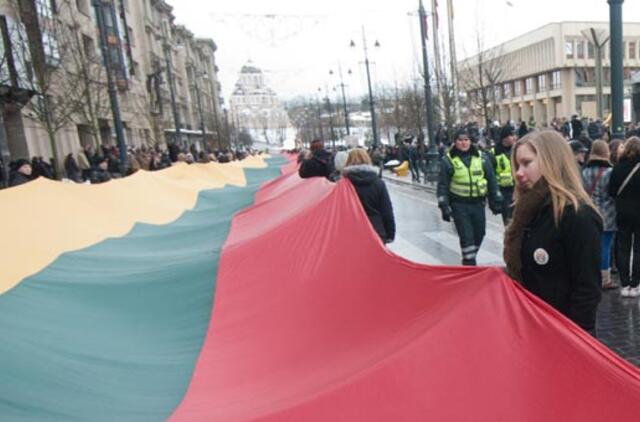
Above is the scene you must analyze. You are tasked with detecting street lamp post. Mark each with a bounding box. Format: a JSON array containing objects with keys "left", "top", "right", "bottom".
[
  {"left": 418, "top": 0, "right": 436, "bottom": 150},
  {"left": 351, "top": 27, "right": 380, "bottom": 149},
  {"left": 329, "top": 64, "right": 352, "bottom": 136},
  {"left": 93, "top": 0, "right": 128, "bottom": 172},
  {"left": 312, "top": 100, "right": 325, "bottom": 140},
  {"left": 320, "top": 87, "right": 336, "bottom": 150},
  {"left": 608, "top": 0, "right": 625, "bottom": 139}
]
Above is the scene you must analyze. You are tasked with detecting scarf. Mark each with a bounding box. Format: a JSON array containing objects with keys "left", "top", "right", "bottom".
[{"left": 503, "top": 179, "right": 550, "bottom": 282}]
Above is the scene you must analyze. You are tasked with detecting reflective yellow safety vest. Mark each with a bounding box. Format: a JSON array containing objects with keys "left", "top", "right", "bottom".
[
  {"left": 447, "top": 152, "right": 488, "bottom": 198},
  {"left": 494, "top": 152, "right": 515, "bottom": 188}
]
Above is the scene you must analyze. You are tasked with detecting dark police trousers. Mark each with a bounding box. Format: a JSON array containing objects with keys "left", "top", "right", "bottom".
[
  {"left": 451, "top": 200, "right": 486, "bottom": 266},
  {"left": 500, "top": 188, "right": 514, "bottom": 227}
]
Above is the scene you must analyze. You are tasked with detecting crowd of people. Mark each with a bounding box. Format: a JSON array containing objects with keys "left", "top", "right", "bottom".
[
  {"left": 2, "top": 143, "right": 259, "bottom": 188},
  {"left": 296, "top": 116, "right": 640, "bottom": 337}
]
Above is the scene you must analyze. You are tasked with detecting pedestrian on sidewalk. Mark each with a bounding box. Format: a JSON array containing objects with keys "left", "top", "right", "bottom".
[
  {"left": 407, "top": 136, "right": 421, "bottom": 183},
  {"left": 437, "top": 130, "right": 502, "bottom": 266},
  {"left": 489, "top": 126, "right": 517, "bottom": 226},
  {"left": 609, "top": 137, "right": 640, "bottom": 298},
  {"left": 504, "top": 130, "right": 602, "bottom": 335},
  {"left": 343, "top": 148, "right": 395, "bottom": 244},
  {"left": 582, "top": 140, "right": 618, "bottom": 289}
]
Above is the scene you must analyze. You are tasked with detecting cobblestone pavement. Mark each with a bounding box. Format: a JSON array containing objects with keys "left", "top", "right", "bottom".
[{"left": 384, "top": 173, "right": 640, "bottom": 366}]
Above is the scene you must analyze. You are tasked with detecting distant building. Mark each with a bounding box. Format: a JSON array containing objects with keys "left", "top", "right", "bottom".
[
  {"left": 458, "top": 21, "right": 640, "bottom": 126},
  {"left": 0, "top": 0, "right": 225, "bottom": 167},
  {"left": 229, "top": 62, "right": 290, "bottom": 146}
]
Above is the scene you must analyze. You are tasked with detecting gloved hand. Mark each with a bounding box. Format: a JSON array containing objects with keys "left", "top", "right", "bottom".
[
  {"left": 489, "top": 199, "right": 502, "bottom": 215},
  {"left": 440, "top": 205, "right": 452, "bottom": 222}
]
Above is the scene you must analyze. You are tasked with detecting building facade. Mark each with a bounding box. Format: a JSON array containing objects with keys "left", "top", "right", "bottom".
[
  {"left": 229, "top": 62, "right": 290, "bottom": 146},
  {"left": 0, "top": 0, "right": 225, "bottom": 168},
  {"left": 458, "top": 21, "right": 640, "bottom": 126}
]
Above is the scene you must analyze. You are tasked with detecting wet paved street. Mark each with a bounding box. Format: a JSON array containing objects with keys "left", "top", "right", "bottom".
[{"left": 384, "top": 176, "right": 640, "bottom": 366}]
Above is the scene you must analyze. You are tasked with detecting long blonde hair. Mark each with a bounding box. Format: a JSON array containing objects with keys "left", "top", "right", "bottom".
[
  {"left": 512, "top": 130, "right": 598, "bottom": 226},
  {"left": 345, "top": 148, "right": 373, "bottom": 166}
]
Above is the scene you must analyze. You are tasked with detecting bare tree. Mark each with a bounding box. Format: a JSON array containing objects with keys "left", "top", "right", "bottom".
[
  {"left": 376, "top": 84, "right": 400, "bottom": 145},
  {"left": 56, "top": 0, "right": 110, "bottom": 149},
  {"left": 458, "top": 26, "right": 511, "bottom": 127},
  {"left": 10, "top": 0, "right": 85, "bottom": 176}
]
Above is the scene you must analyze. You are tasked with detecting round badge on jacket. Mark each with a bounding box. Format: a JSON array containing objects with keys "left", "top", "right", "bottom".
[{"left": 533, "top": 248, "right": 550, "bottom": 266}]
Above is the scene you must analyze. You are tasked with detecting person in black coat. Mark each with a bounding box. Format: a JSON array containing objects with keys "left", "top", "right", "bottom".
[
  {"left": 609, "top": 137, "right": 640, "bottom": 297},
  {"left": 570, "top": 115, "right": 584, "bottom": 140},
  {"left": 504, "top": 130, "right": 602, "bottom": 335},
  {"left": 64, "top": 153, "right": 81, "bottom": 182},
  {"left": 90, "top": 157, "right": 112, "bottom": 184},
  {"left": 8, "top": 158, "right": 33, "bottom": 187},
  {"left": 342, "top": 148, "right": 395, "bottom": 244},
  {"left": 298, "top": 139, "right": 335, "bottom": 180}
]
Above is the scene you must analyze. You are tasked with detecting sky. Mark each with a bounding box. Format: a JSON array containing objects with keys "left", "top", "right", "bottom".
[{"left": 169, "top": 0, "right": 640, "bottom": 103}]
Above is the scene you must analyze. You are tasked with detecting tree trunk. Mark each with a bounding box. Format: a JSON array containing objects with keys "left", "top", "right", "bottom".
[{"left": 46, "top": 124, "right": 61, "bottom": 179}]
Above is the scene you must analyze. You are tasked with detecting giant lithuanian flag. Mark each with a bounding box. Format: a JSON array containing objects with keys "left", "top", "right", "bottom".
[{"left": 2, "top": 154, "right": 640, "bottom": 421}]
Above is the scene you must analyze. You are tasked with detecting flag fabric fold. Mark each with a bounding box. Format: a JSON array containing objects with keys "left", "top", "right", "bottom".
[
  {"left": 170, "top": 161, "right": 640, "bottom": 422},
  {"left": 3, "top": 155, "right": 640, "bottom": 421}
]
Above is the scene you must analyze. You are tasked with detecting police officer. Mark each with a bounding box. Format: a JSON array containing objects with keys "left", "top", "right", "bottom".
[
  {"left": 489, "top": 126, "right": 517, "bottom": 226},
  {"left": 437, "top": 130, "right": 502, "bottom": 266}
]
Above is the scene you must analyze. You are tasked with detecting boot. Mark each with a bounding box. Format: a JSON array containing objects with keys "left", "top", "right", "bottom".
[
  {"left": 601, "top": 269, "right": 617, "bottom": 289},
  {"left": 462, "top": 258, "right": 477, "bottom": 266}
]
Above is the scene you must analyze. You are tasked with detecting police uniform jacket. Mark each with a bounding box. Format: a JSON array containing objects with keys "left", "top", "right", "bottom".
[{"left": 436, "top": 145, "right": 500, "bottom": 206}]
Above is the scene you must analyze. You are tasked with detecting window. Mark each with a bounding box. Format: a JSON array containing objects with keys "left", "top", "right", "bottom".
[
  {"left": 552, "top": 71, "right": 561, "bottom": 89},
  {"left": 82, "top": 34, "right": 94, "bottom": 58},
  {"left": 575, "top": 68, "right": 590, "bottom": 87},
  {"left": 538, "top": 74, "right": 546, "bottom": 91},
  {"left": 36, "top": 0, "right": 56, "bottom": 19},
  {"left": 76, "top": 0, "right": 89, "bottom": 15},
  {"left": 587, "top": 42, "right": 595, "bottom": 59},
  {"left": 513, "top": 80, "right": 521, "bottom": 96},
  {"left": 565, "top": 40, "right": 574, "bottom": 59},
  {"left": 503, "top": 83, "right": 511, "bottom": 98},
  {"left": 36, "top": 0, "right": 60, "bottom": 66},
  {"left": 576, "top": 41, "right": 584, "bottom": 59},
  {"left": 629, "top": 41, "right": 637, "bottom": 59},
  {"left": 127, "top": 26, "right": 134, "bottom": 46},
  {"left": 525, "top": 78, "right": 533, "bottom": 94},
  {"left": 132, "top": 60, "right": 139, "bottom": 78}
]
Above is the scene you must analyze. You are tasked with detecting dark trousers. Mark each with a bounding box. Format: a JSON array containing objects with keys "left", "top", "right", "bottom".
[
  {"left": 616, "top": 219, "right": 640, "bottom": 287},
  {"left": 500, "top": 188, "right": 514, "bottom": 226},
  {"left": 451, "top": 201, "right": 486, "bottom": 266},
  {"left": 409, "top": 159, "right": 421, "bottom": 182}
]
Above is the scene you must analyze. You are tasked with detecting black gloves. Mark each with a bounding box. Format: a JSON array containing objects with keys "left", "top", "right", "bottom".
[
  {"left": 440, "top": 205, "right": 452, "bottom": 222},
  {"left": 489, "top": 199, "right": 502, "bottom": 215}
]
